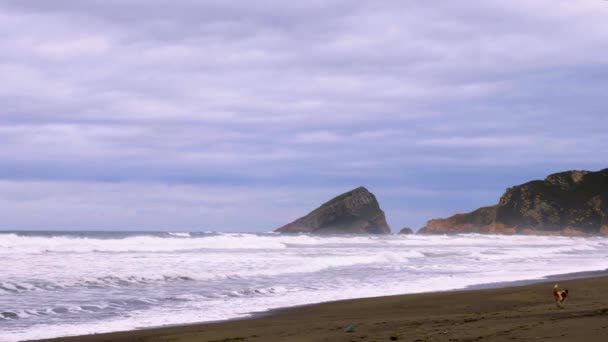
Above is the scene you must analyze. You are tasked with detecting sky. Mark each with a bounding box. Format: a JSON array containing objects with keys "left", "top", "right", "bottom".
[{"left": 1, "top": 0, "right": 607, "bottom": 232}]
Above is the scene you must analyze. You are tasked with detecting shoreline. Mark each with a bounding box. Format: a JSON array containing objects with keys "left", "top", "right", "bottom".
[{"left": 29, "top": 269, "right": 608, "bottom": 342}]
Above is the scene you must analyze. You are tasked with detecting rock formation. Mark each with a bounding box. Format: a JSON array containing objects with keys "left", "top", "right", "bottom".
[
  {"left": 275, "top": 187, "right": 391, "bottom": 234},
  {"left": 419, "top": 169, "right": 608, "bottom": 235},
  {"left": 398, "top": 227, "right": 414, "bottom": 234}
]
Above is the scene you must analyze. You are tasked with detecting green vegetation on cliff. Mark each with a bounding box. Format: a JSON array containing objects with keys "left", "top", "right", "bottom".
[{"left": 419, "top": 169, "right": 608, "bottom": 235}]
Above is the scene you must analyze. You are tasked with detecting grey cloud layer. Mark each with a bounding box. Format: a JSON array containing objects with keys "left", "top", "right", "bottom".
[{"left": 1, "top": 1, "right": 607, "bottom": 229}]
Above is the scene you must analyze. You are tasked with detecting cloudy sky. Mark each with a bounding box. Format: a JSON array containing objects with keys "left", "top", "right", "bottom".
[{"left": 1, "top": 0, "right": 607, "bottom": 232}]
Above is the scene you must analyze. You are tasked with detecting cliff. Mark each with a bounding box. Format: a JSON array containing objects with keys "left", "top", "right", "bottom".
[
  {"left": 275, "top": 187, "right": 391, "bottom": 234},
  {"left": 419, "top": 169, "right": 608, "bottom": 235}
]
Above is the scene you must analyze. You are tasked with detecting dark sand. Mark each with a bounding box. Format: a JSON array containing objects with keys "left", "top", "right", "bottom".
[{"left": 32, "top": 276, "right": 608, "bottom": 342}]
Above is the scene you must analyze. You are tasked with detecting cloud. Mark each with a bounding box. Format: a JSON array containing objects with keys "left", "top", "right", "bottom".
[
  {"left": 0, "top": 180, "right": 363, "bottom": 231},
  {"left": 0, "top": 0, "right": 607, "bottom": 230},
  {"left": 290, "top": 131, "right": 344, "bottom": 144}
]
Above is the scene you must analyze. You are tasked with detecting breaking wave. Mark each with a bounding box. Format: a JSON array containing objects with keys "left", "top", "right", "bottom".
[{"left": 2, "top": 231, "right": 607, "bottom": 342}]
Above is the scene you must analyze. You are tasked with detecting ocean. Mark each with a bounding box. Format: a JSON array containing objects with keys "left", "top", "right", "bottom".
[{"left": 1, "top": 231, "right": 607, "bottom": 341}]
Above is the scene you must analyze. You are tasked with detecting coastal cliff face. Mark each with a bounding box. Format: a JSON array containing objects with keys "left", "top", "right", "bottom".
[
  {"left": 275, "top": 187, "right": 391, "bottom": 234},
  {"left": 419, "top": 169, "right": 608, "bottom": 235}
]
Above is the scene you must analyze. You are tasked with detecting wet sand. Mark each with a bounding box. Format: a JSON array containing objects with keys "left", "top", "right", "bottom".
[{"left": 32, "top": 276, "right": 608, "bottom": 342}]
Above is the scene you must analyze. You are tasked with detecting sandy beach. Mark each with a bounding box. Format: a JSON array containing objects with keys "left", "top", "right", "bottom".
[{"left": 31, "top": 274, "right": 608, "bottom": 342}]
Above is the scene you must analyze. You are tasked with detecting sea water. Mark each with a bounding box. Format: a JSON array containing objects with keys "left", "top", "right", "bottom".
[{"left": 1, "top": 231, "right": 607, "bottom": 341}]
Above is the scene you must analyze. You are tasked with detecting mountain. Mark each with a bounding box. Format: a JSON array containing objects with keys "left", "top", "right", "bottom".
[
  {"left": 274, "top": 187, "right": 391, "bottom": 234},
  {"left": 419, "top": 169, "right": 608, "bottom": 235}
]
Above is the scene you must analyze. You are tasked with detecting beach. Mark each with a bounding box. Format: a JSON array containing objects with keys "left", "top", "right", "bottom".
[
  {"left": 3, "top": 0, "right": 607, "bottom": 340},
  {"left": 4, "top": 232, "right": 608, "bottom": 341},
  {"left": 32, "top": 275, "right": 608, "bottom": 342}
]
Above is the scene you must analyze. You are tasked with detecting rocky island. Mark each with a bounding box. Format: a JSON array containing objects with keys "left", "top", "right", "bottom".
[
  {"left": 398, "top": 227, "right": 414, "bottom": 234},
  {"left": 275, "top": 187, "right": 391, "bottom": 234},
  {"left": 419, "top": 168, "right": 608, "bottom": 236}
]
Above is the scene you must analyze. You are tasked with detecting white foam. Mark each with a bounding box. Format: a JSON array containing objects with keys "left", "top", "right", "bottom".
[
  {"left": 167, "top": 232, "right": 191, "bottom": 238},
  {"left": 2, "top": 233, "right": 607, "bottom": 342}
]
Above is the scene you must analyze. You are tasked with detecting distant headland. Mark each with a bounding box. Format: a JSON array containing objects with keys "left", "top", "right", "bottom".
[
  {"left": 274, "top": 186, "right": 391, "bottom": 234},
  {"left": 419, "top": 168, "right": 608, "bottom": 236},
  {"left": 275, "top": 168, "right": 608, "bottom": 236}
]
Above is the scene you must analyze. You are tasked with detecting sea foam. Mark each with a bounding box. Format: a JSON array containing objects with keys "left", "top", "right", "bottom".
[{"left": 1, "top": 232, "right": 607, "bottom": 342}]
